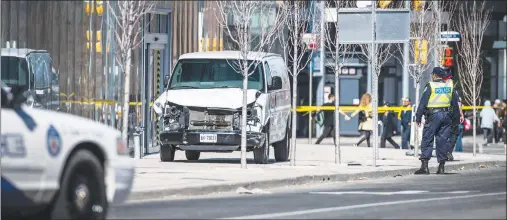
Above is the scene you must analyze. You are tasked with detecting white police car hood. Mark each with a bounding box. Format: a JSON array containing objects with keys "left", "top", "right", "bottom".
[
  {"left": 24, "top": 107, "right": 120, "bottom": 138},
  {"left": 153, "top": 88, "right": 260, "bottom": 115}
]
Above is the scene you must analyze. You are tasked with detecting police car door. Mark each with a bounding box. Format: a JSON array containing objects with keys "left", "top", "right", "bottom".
[{"left": 1, "top": 106, "right": 49, "bottom": 203}]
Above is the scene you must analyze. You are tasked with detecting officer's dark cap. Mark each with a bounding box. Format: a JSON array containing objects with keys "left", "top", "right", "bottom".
[{"left": 432, "top": 67, "right": 451, "bottom": 78}]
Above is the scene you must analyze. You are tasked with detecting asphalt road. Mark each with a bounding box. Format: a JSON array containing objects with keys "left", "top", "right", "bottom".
[{"left": 109, "top": 166, "right": 507, "bottom": 219}]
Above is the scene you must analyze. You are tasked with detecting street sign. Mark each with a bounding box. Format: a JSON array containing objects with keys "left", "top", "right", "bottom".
[
  {"left": 440, "top": 31, "right": 460, "bottom": 42},
  {"left": 303, "top": 33, "right": 318, "bottom": 50},
  {"left": 325, "top": 8, "right": 410, "bottom": 44},
  {"left": 312, "top": 53, "right": 323, "bottom": 76}
]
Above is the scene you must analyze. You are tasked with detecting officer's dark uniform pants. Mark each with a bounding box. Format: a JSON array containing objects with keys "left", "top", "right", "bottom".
[{"left": 420, "top": 111, "right": 452, "bottom": 162}]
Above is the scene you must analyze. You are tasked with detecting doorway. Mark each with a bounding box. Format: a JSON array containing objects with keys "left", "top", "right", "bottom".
[{"left": 142, "top": 9, "right": 172, "bottom": 154}]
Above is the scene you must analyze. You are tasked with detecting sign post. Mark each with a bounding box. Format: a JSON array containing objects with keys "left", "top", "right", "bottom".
[
  {"left": 303, "top": 33, "right": 318, "bottom": 144},
  {"left": 324, "top": 7, "right": 410, "bottom": 167}
]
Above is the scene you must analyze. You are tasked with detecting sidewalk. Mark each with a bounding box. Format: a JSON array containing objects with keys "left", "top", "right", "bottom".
[{"left": 128, "top": 141, "right": 506, "bottom": 201}]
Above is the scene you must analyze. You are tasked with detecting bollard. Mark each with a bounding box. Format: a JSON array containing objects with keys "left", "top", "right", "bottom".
[
  {"left": 133, "top": 126, "right": 144, "bottom": 159},
  {"left": 133, "top": 132, "right": 142, "bottom": 159}
]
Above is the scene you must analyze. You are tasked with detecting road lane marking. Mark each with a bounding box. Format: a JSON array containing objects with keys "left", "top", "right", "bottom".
[
  {"left": 309, "top": 190, "right": 429, "bottom": 195},
  {"left": 221, "top": 192, "right": 506, "bottom": 219},
  {"left": 309, "top": 190, "right": 477, "bottom": 196}
]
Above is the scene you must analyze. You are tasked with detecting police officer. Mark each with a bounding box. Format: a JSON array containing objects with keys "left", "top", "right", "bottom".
[
  {"left": 442, "top": 70, "right": 464, "bottom": 161},
  {"left": 414, "top": 67, "right": 460, "bottom": 175}
]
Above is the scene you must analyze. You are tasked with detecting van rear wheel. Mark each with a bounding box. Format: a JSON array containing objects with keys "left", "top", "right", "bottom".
[{"left": 273, "top": 127, "right": 290, "bottom": 162}]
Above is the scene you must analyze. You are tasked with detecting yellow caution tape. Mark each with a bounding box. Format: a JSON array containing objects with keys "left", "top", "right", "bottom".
[{"left": 56, "top": 99, "right": 498, "bottom": 114}]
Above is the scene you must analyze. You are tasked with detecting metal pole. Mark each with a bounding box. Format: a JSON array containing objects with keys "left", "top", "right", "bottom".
[
  {"left": 504, "top": 48, "right": 506, "bottom": 100},
  {"left": 402, "top": 0, "right": 410, "bottom": 99},
  {"left": 433, "top": 2, "right": 441, "bottom": 67},
  {"left": 317, "top": 0, "right": 326, "bottom": 138},
  {"left": 371, "top": 0, "right": 377, "bottom": 168},
  {"left": 309, "top": 59, "right": 313, "bottom": 144},
  {"left": 0, "top": 0, "right": 3, "bottom": 214}
]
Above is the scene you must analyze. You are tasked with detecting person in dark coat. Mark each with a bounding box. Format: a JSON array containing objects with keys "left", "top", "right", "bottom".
[
  {"left": 381, "top": 102, "right": 401, "bottom": 149},
  {"left": 399, "top": 97, "right": 412, "bottom": 149},
  {"left": 315, "top": 94, "right": 350, "bottom": 145}
]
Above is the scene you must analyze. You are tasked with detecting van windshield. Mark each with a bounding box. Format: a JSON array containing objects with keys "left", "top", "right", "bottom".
[
  {"left": 1, "top": 56, "right": 29, "bottom": 90},
  {"left": 169, "top": 59, "right": 264, "bottom": 91}
]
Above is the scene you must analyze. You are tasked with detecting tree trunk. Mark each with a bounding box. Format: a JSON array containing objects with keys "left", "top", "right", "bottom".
[
  {"left": 372, "top": 71, "right": 379, "bottom": 162},
  {"left": 334, "top": 66, "right": 341, "bottom": 164},
  {"left": 290, "top": 5, "right": 299, "bottom": 167},
  {"left": 240, "top": 59, "right": 248, "bottom": 168},
  {"left": 414, "top": 80, "right": 420, "bottom": 158},
  {"left": 473, "top": 84, "right": 478, "bottom": 155},
  {"left": 121, "top": 48, "right": 131, "bottom": 143},
  {"left": 290, "top": 74, "right": 297, "bottom": 166}
]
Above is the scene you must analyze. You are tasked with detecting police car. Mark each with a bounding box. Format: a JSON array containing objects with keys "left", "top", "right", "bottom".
[{"left": 1, "top": 87, "right": 134, "bottom": 219}]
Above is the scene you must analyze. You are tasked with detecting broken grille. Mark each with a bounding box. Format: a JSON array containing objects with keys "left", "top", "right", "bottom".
[{"left": 188, "top": 110, "right": 234, "bottom": 131}]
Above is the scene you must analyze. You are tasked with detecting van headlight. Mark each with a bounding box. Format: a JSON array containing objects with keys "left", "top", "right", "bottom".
[
  {"left": 162, "top": 105, "right": 183, "bottom": 131},
  {"left": 233, "top": 106, "right": 261, "bottom": 129}
]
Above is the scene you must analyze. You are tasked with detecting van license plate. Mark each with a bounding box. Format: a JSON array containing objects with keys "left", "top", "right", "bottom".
[{"left": 200, "top": 134, "right": 217, "bottom": 143}]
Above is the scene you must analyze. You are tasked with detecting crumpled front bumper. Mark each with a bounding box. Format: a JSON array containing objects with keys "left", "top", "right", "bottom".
[{"left": 159, "top": 130, "right": 265, "bottom": 151}]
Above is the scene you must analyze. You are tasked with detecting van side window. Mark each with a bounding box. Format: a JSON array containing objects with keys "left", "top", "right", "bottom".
[{"left": 264, "top": 62, "right": 272, "bottom": 88}]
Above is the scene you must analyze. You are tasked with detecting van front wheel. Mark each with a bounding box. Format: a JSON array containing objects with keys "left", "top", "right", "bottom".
[{"left": 253, "top": 133, "right": 270, "bottom": 164}]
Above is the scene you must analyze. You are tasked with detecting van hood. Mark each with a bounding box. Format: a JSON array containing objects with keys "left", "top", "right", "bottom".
[{"left": 154, "top": 88, "right": 260, "bottom": 114}]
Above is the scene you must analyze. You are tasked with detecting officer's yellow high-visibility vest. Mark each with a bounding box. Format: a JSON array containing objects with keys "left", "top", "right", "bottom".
[{"left": 428, "top": 81, "right": 453, "bottom": 108}]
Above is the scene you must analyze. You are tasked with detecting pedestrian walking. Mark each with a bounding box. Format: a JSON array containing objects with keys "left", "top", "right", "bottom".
[
  {"left": 442, "top": 72, "right": 464, "bottom": 161},
  {"left": 454, "top": 97, "right": 465, "bottom": 152},
  {"left": 493, "top": 99, "right": 503, "bottom": 143},
  {"left": 414, "top": 67, "right": 460, "bottom": 175},
  {"left": 315, "top": 94, "right": 350, "bottom": 145},
  {"left": 480, "top": 100, "right": 501, "bottom": 146},
  {"left": 351, "top": 93, "right": 373, "bottom": 148},
  {"left": 501, "top": 99, "right": 507, "bottom": 153},
  {"left": 399, "top": 97, "right": 412, "bottom": 149},
  {"left": 380, "top": 102, "right": 401, "bottom": 149}
]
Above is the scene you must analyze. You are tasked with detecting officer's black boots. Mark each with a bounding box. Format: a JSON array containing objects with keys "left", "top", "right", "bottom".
[
  {"left": 414, "top": 159, "right": 430, "bottom": 175},
  {"left": 436, "top": 161, "right": 445, "bottom": 174},
  {"left": 446, "top": 152, "right": 454, "bottom": 161}
]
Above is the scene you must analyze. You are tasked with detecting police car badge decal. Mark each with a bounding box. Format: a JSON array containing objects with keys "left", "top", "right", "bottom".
[{"left": 47, "top": 125, "right": 62, "bottom": 157}]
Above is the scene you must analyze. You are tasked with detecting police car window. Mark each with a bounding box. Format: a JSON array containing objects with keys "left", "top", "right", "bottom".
[
  {"left": 169, "top": 59, "right": 264, "bottom": 90},
  {"left": 1, "top": 57, "right": 29, "bottom": 89}
]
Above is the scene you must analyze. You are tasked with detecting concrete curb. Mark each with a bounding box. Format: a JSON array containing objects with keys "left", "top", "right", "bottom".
[{"left": 127, "top": 160, "right": 506, "bottom": 201}]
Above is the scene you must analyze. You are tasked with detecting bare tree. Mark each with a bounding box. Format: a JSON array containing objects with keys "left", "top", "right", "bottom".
[
  {"left": 107, "top": 1, "right": 155, "bottom": 142},
  {"left": 323, "top": 0, "right": 356, "bottom": 164},
  {"left": 277, "top": 1, "right": 315, "bottom": 166},
  {"left": 453, "top": 1, "right": 491, "bottom": 155},
  {"left": 359, "top": 42, "right": 398, "bottom": 162},
  {"left": 214, "top": 1, "right": 285, "bottom": 168}
]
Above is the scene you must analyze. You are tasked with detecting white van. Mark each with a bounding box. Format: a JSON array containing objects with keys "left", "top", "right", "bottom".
[{"left": 153, "top": 51, "right": 291, "bottom": 164}]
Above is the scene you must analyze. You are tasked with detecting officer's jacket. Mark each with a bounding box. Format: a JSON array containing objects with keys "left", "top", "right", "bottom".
[{"left": 416, "top": 79, "right": 460, "bottom": 123}]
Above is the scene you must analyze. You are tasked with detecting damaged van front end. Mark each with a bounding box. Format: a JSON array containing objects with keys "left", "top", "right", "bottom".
[{"left": 153, "top": 88, "right": 268, "bottom": 152}]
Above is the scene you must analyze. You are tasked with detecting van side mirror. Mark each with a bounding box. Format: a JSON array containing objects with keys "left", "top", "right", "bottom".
[
  {"left": 163, "top": 75, "right": 170, "bottom": 88},
  {"left": 269, "top": 76, "right": 283, "bottom": 90}
]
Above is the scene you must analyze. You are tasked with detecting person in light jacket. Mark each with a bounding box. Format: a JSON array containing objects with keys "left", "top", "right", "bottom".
[
  {"left": 351, "top": 93, "right": 373, "bottom": 148},
  {"left": 480, "top": 100, "right": 500, "bottom": 146}
]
